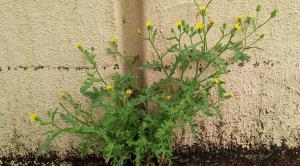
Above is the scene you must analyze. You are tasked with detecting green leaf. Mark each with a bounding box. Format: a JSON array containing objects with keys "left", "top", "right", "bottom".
[
  {"left": 80, "top": 139, "right": 93, "bottom": 156},
  {"left": 217, "top": 83, "right": 226, "bottom": 99},
  {"left": 38, "top": 130, "right": 62, "bottom": 155},
  {"left": 204, "top": 52, "right": 214, "bottom": 62},
  {"left": 212, "top": 104, "right": 223, "bottom": 120},
  {"left": 152, "top": 29, "right": 158, "bottom": 42},
  {"left": 74, "top": 104, "right": 83, "bottom": 115},
  {"left": 80, "top": 126, "right": 96, "bottom": 134},
  {"left": 80, "top": 73, "right": 100, "bottom": 94},
  {"left": 47, "top": 108, "right": 58, "bottom": 124},
  {"left": 140, "top": 62, "right": 162, "bottom": 70},
  {"left": 60, "top": 113, "right": 80, "bottom": 128},
  {"left": 235, "top": 50, "right": 251, "bottom": 62}
]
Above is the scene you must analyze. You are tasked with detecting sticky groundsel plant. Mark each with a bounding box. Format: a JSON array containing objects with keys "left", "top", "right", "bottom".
[{"left": 31, "top": 1, "right": 277, "bottom": 165}]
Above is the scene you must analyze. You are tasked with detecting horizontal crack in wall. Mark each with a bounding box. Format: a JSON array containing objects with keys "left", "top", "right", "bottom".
[{"left": 0, "top": 65, "right": 121, "bottom": 72}]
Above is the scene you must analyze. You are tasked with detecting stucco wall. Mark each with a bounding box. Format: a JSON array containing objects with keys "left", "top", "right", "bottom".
[
  {"left": 143, "top": 0, "right": 300, "bottom": 149},
  {"left": 0, "top": 0, "right": 299, "bottom": 158},
  {"left": 0, "top": 0, "right": 122, "bottom": 156}
]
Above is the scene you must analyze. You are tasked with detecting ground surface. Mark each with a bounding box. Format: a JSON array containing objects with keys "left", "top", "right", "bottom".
[{"left": 1, "top": 145, "right": 299, "bottom": 166}]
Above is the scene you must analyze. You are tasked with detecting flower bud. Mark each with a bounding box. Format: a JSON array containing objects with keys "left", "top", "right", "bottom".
[
  {"left": 207, "top": 20, "right": 215, "bottom": 30},
  {"left": 198, "top": 5, "right": 206, "bottom": 16},
  {"left": 271, "top": 9, "right": 277, "bottom": 18},
  {"left": 109, "top": 36, "right": 117, "bottom": 45},
  {"left": 226, "top": 92, "right": 235, "bottom": 98},
  {"left": 245, "top": 16, "right": 253, "bottom": 24},
  {"left": 237, "top": 15, "right": 243, "bottom": 22},
  {"left": 75, "top": 43, "right": 81, "bottom": 49},
  {"left": 165, "top": 95, "right": 172, "bottom": 101},
  {"left": 106, "top": 84, "right": 113, "bottom": 90},
  {"left": 256, "top": 4, "right": 262, "bottom": 13},
  {"left": 137, "top": 28, "right": 142, "bottom": 35},
  {"left": 259, "top": 34, "right": 265, "bottom": 39}
]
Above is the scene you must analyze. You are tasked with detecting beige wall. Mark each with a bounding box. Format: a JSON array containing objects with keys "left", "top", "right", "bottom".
[
  {"left": 143, "top": 0, "right": 300, "bottom": 148},
  {"left": 0, "top": 0, "right": 299, "bottom": 156}
]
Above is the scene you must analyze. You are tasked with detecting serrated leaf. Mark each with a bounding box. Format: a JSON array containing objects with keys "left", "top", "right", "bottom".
[
  {"left": 80, "top": 139, "right": 93, "bottom": 156},
  {"left": 152, "top": 29, "right": 157, "bottom": 43},
  {"left": 80, "top": 73, "right": 100, "bottom": 94},
  {"left": 217, "top": 84, "right": 226, "bottom": 99},
  {"left": 38, "top": 130, "right": 62, "bottom": 155},
  {"left": 60, "top": 113, "right": 80, "bottom": 127},
  {"left": 212, "top": 104, "right": 223, "bottom": 120},
  {"left": 47, "top": 108, "right": 58, "bottom": 124},
  {"left": 141, "top": 62, "right": 162, "bottom": 70},
  {"left": 235, "top": 50, "right": 251, "bottom": 62}
]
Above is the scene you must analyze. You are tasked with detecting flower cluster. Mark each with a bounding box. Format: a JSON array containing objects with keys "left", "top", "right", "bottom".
[{"left": 32, "top": 1, "right": 276, "bottom": 165}]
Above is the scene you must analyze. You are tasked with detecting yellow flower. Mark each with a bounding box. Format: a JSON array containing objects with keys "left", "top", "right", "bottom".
[
  {"left": 146, "top": 21, "right": 154, "bottom": 30},
  {"left": 234, "top": 23, "right": 241, "bottom": 31},
  {"left": 228, "top": 92, "right": 235, "bottom": 98},
  {"left": 106, "top": 84, "right": 113, "bottom": 90},
  {"left": 58, "top": 91, "right": 66, "bottom": 99},
  {"left": 137, "top": 28, "right": 142, "bottom": 35},
  {"left": 237, "top": 15, "right": 243, "bottom": 22},
  {"left": 195, "top": 22, "right": 204, "bottom": 32},
  {"left": 199, "top": 5, "right": 206, "bottom": 12},
  {"left": 125, "top": 89, "right": 133, "bottom": 96},
  {"left": 198, "top": 5, "right": 206, "bottom": 16},
  {"left": 211, "top": 78, "right": 220, "bottom": 84},
  {"left": 75, "top": 43, "right": 81, "bottom": 49},
  {"left": 176, "top": 20, "right": 182, "bottom": 28},
  {"left": 109, "top": 36, "right": 117, "bottom": 45},
  {"left": 165, "top": 95, "right": 172, "bottom": 101},
  {"left": 30, "top": 114, "right": 38, "bottom": 121}
]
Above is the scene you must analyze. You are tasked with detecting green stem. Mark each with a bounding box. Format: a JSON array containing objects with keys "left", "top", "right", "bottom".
[
  {"left": 197, "top": 33, "right": 234, "bottom": 78},
  {"left": 59, "top": 103, "right": 87, "bottom": 125},
  {"left": 94, "top": 65, "right": 107, "bottom": 86},
  {"left": 207, "top": 32, "right": 231, "bottom": 54},
  {"left": 148, "top": 31, "right": 169, "bottom": 77},
  {"left": 206, "top": 0, "right": 213, "bottom": 8},
  {"left": 194, "top": 15, "right": 207, "bottom": 80},
  {"left": 199, "top": 70, "right": 219, "bottom": 83},
  {"left": 243, "top": 37, "right": 263, "bottom": 51},
  {"left": 52, "top": 123, "right": 62, "bottom": 130},
  {"left": 237, "top": 17, "right": 272, "bottom": 44}
]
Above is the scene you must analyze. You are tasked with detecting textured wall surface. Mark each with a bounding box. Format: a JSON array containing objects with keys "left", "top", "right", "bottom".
[
  {"left": 143, "top": 0, "right": 300, "bottom": 148},
  {"left": 0, "top": 0, "right": 299, "bottom": 158},
  {"left": 0, "top": 0, "right": 121, "bottom": 156}
]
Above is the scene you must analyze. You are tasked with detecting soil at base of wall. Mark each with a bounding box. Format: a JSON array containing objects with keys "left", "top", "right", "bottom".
[{"left": 0, "top": 144, "right": 299, "bottom": 166}]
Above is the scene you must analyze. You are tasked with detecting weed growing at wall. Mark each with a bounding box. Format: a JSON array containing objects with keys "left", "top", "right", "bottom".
[{"left": 31, "top": 1, "right": 276, "bottom": 165}]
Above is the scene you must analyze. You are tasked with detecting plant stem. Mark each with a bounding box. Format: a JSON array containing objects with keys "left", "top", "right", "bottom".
[
  {"left": 207, "top": 32, "right": 231, "bottom": 54},
  {"left": 237, "top": 17, "right": 272, "bottom": 45},
  {"left": 59, "top": 103, "right": 87, "bottom": 125},
  {"left": 206, "top": 0, "right": 213, "bottom": 8},
  {"left": 94, "top": 65, "right": 107, "bottom": 85},
  {"left": 199, "top": 70, "right": 218, "bottom": 83},
  {"left": 148, "top": 31, "right": 169, "bottom": 77},
  {"left": 196, "top": 33, "right": 234, "bottom": 78}
]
